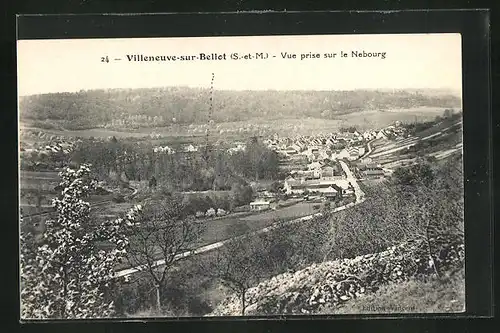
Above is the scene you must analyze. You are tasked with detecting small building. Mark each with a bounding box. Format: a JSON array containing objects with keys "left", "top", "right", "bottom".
[
  {"left": 250, "top": 200, "right": 271, "bottom": 211},
  {"left": 322, "top": 186, "right": 339, "bottom": 200},
  {"left": 320, "top": 164, "right": 344, "bottom": 179},
  {"left": 376, "top": 130, "right": 389, "bottom": 140},
  {"left": 284, "top": 179, "right": 348, "bottom": 196},
  {"left": 184, "top": 144, "right": 198, "bottom": 152},
  {"left": 358, "top": 163, "right": 385, "bottom": 178}
]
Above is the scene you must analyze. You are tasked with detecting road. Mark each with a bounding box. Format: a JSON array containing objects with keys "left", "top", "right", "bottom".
[
  {"left": 113, "top": 162, "right": 365, "bottom": 279},
  {"left": 360, "top": 139, "right": 376, "bottom": 159},
  {"left": 339, "top": 160, "right": 365, "bottom": 204}
]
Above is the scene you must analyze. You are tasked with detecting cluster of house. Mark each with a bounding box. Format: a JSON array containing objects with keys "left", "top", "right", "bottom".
[
  {"left": 375, "top": 122, "right": 408, "bottom": 140},
  {"left": 20, "top": 140, "right": 75, "bottom": 156},
  {"left": 264, "top": 122, "right": 410, "bottom": 163},
  {"left": 152, "top": 144, "right": 201, "bottom": 154},
  {"left": 282, "top": 159, "right": 353, "bottom": 199},
  {"left": 268, "top": 137, "right": 367, "bottom": 163},
  {"left": 152, "top": 142, "right": 248, "bottom": 156},
  {"left": 187, "top": 122, "right": 271, "bottom": 136},
  {"left": 152, "top": 145, "right": 176, "bottom": 154}
]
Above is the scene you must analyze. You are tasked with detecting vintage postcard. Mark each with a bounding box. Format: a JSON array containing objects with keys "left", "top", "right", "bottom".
[{"left": 18, "top": 33, "right": 464, "bottom": 319}]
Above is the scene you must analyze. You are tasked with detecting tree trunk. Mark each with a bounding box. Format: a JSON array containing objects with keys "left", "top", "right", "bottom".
[
  {"left": 425, "top": 220, "right": 440, "bottom": 277},
  {"left": 240, "top": 289, "right": 246, "bottom": 316},
  {"left": 155, "top": 284, "right": 162, "bottom": 313},
  {"left": 62, "top": 265, "right": 68, "bottom": 319}
]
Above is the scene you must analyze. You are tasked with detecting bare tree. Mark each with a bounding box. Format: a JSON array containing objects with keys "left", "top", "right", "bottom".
[
  {"left": 206, "top": 236, "right": 265, "bottom": 316},
  {"left": 125, "top": 197, "right": 203, "bottom": 312}
]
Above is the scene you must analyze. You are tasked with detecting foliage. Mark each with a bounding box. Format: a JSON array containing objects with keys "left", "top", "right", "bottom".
[
  {"left": 19, "top": 88, "right": 461, "bottom": 130},
  {"left": 339, "top": 126, "right": 358, "bottom": 133},
  {"left": 402, "top": 121, "right": 436, "bottom": 135},
  {"left": 391, "top": 163, "right": 435, "bottom": 187},
  {"left": 230, "top": 183, "right": 254, "bottom": 209},
  {"left": 322, "top": 158, "right": 463, "bottom": 267},
  {"left": 68, "top": 136, "right": 278, "bottom": 192},
  {"left": 20, "top": 164, "right": 142, "bottom": 319}
]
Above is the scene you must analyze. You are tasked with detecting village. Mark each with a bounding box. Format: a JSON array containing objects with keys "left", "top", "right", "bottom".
[
  {"left": 244, "top": 125, "right": 406, "bottom": 211},
  {"left": 19, "top": 121, "right": 413, "bottom": 218}
]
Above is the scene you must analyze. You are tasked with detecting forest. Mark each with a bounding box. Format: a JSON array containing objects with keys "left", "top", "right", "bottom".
[
  {"left": 19, "top": 87, "right": 462, "bottom": 130},
  {"left": 69, "top": 136, "right": 280, "bottom": 193}
]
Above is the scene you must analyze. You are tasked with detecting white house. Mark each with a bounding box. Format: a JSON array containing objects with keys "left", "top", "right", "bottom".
[
  {"left": 250, "top": 200, "right": 271, "bottom": 211},
  {"left": 331, "top": 149, "right": 350, "bottom": 160},
  {"left": 284, "top": 178, "right": 350, "bottom": 195},
  {"left": 185, "top": 144, "right": 198, "bottom": 152},
  {"left": 376, "top": 130, "right": 389, "bottom": 140}
]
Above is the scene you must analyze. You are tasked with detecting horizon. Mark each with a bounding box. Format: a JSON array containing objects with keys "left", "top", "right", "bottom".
[{"left": 18, "top": 85, "right": 462, "bottom": 98}]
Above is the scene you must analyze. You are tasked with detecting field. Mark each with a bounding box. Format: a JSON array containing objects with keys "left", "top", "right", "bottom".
[
  {"left": 364, "top": 116, "right": 463, "bottom": 171},
  {"left": 198, "top": 201, "right": 319, "bottom": 245},
  {"left": 20, "top": 170, "right": 118, "bottom": 219},
  {"left": 335, "top": 107, "right": 450, "bottom": 131}
]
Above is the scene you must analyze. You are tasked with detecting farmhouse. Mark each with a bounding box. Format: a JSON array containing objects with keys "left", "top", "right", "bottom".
[
  {"left": 284, "top": 179, "right": 348, "bottom": 196},
  {"left": 249, "top": 200, "right": 271, "bottom": 211}
]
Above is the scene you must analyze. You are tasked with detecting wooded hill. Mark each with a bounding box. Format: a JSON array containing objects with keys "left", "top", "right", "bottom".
[{"left": 19, "top": 87, "right": 462, "bottom": 130}]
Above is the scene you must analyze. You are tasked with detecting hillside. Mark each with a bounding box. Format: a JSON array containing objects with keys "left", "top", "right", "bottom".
[
  {"left": 208, "top": 236, "right": 464, "bottom": 316},
  {"left": 319, "top": 267, "right": 465, "bottom": 314},
  {"left": 19, "top": 88, "right": 461, "bottom": 130}
]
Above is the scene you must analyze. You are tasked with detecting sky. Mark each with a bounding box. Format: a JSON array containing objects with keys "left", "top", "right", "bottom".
[{"left": 17, "top": 33, "right": 462, "bottom": 97}]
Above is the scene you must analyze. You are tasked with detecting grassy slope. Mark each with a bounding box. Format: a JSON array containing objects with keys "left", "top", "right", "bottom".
[{"left": 320, "top": 268, "right": 465, "bottom": 314}]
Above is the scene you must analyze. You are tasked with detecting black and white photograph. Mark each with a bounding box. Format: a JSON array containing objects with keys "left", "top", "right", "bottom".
[{"left": 18, "top": 33, "right": 465, "bottom": 319}]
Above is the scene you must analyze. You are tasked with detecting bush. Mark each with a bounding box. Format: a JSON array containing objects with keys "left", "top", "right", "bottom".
[{"left": 112, "top": 193, "right": 126, "bottom": 203}]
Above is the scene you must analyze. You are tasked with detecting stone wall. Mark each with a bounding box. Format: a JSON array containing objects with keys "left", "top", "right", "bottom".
[{"left": 208, "top": 236, "right": 464, "bottom": 316}]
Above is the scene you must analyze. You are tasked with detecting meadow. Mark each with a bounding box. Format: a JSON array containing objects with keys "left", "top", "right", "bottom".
[
  {"left": 199, "top": 201, "right": 319, "bottom": 243},
  {"left": 334, "top": 107, "right": 450, "bottom": 131}
]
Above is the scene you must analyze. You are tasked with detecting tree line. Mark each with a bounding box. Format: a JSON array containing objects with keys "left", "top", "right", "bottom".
[{"left": 19, "top": 87, "right": 462, "bottom": 130}]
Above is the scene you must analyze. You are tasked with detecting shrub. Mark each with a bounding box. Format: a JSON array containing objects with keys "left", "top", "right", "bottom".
[{"left": 112, "top": 193, "right": 126, "bottom": 203}]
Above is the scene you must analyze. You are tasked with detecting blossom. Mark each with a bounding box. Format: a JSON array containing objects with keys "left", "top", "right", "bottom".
[{"left": 20, "top": 164, "right": 140, "bottom": 319}]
